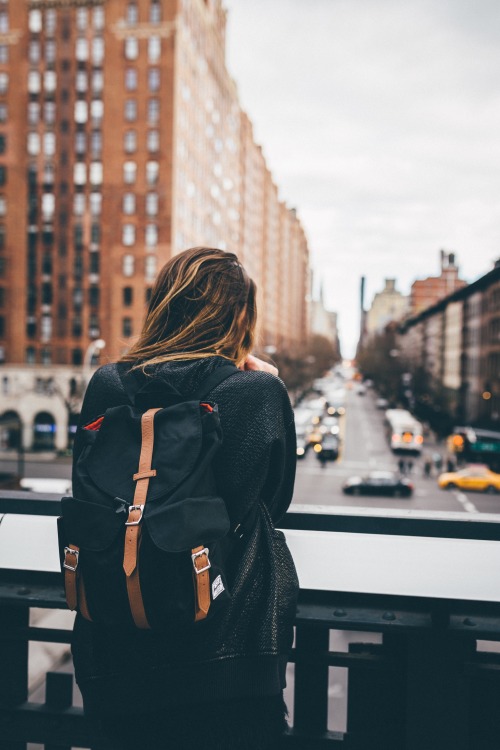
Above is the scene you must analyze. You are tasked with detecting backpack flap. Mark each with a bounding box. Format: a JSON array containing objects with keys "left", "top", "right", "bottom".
[
  {"left": 145, "top": 495, "right": 230, "bottom": 553},
  {"left": 84, "top": 402, "right": 205, "bottom": 503},
  {"left": 61, "top": 495, "right": 126, "bottom": 552}
]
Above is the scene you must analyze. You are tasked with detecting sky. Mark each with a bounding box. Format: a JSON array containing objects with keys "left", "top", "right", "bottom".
[{"left": 224, "top": 0, "right": 500, "bottom": 357}]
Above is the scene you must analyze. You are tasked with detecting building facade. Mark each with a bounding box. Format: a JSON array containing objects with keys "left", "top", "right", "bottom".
[
  {"left": 365, "top": 278, "right": 408, "bottom": 337},
  {"left": 398, "top": 262, "right": 500, "bottom": 428},
  {"left": 410, "top": 250, "right": 466, "bottom": 316},
  {"left": 0, "top": 0, "right": 311, "bottom": 369}
]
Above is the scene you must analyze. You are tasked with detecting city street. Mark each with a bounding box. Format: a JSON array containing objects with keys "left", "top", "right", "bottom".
[{"left": 292, "top": 385, "right": 500, "bottom": 516}]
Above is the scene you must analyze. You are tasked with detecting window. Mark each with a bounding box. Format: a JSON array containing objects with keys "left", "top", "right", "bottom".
[
  {"left": 44, "top": 71, "right": 57, "bottom": 93},
  {"left": 45, "top": 40, "right": 56, "bottom": 64},
  {"left": 44, "top": 101, "right": 56, "bottom": 125},
  {"left": 124, "top": 129, "right": 137, "bottom": 153},
  {"left": 122, "top": 224, "right": 135, "bottom": 246},
  {"left": 91, "top": 99, "right": 104, "bottom": 124},
  {"left": 28, "top": 41, "right": 41, "bottom": 64},
  {"left": 0, "top": 196, "right": 6, "bottom": 216},
  {"left": 125, "top": 99, "right": 137, "bottom": 121},
  {"left": 92, "top": 38, "right": 104, "bottom": 65},
  {"left": 127, "top": 3, "right": 139, "bottom": 24},
  {"left": 76, "top": 7, "right": 88, "bottom": 31},
  {"left": 76, "top": 38, "right": 89, "bottom": 62},
  {"left": 91, "top": 131, "right": 102, "bottom": 157},
  {"left": 26, "top": 347, "right": 36, "bottom": 364},
  {"left": 43, "top": 132, "right": 56, "bottom": 157},
  {"left": 123, "top": 161, "right": 137, "bottom": 184},
  {"left": 125, "top": 68, "right": 137, "bottom": 91},
  {"left": 93, "top": 7, "right": 105, "bottom": 30},
  {"left": 0, "top": 166, "right": 6, "bottom": 186},
  {"left": 72, "top": 348, "right": 83, "bottom": 366},
  {"left": 41, "top": 315, "right": 52, "bottom": 342},
  {"left": 29, "top": 10, "right": 42, "bottom": 34},
  {"left": 28, "top": 71, "right": 41, "bottom": 94},
  {"left": 90, "top": 162, "right": 103, "bottom": 186},
  {"left": 125, "top": 37, "right": 138, "bottom": 60},
  {"left": 91, "top": 223, "right": 100, "bottom": 245},
  {"left": 75, "top": 100, "right": 88, "bottom": 124},
  {"left": 45, "top": 9, "right": 56, "bottom": 35},
  {"left": 145, "top": 255, "right": 157, "bottom": 281},
  {"left": 147, "top": 129, "right": 159, "bottom": 152},
  {"left": 75, "top": 131, "right": 86, "bottom": 155},
  {"left": 76, "top": 71, "right": 87, "bottom": 93},
  {"left": 0, "top": 45, "right": 7, "bottom": 64},
  {"left": 27, "top": 132, "right": 41, "bottom": 156},
  {"left": 90, "top": 192, "right": 102, "bottom": 216},
  {"left": 0, "top": 72, "right": 8, "bottom": 94},
  {"left": 146, "top": 193, "right": 158, "bottom": 216},
  {"left": 43, "top": 163, "right": 55, "bottom": 185},
  {"left": 148, "top": 98, "right": 160, "bottom": 123},
  {"left": 148, "top": 36, "right": 161, "bottom": 63},
  {"left": 42, "top": 193, "right": 55, "bottom": 221},
  {"left": 90, "top": 251, "right": 100, "bottom": 273},
  {"left": 74, "top": 163, "right": 86, "bottom": 185},
  {"left": 89, "top": 286, "right": 100, "bottom": 306},
  {"left": 123, "top": 287, "right": 133, "bottom": 306},
  {"left": 148, "top": 68, "right": 160, "bottom": 92},
  {"left": 0, "top": 13, "right": 8, "bottom": 34},
  {"left": 145, "top": 224, "right": 158, "bottom": 248},
  {"left": 146, "top": 160, "right": 159, "bottom": 185},
  {"left": 123, "top": 193, "right": 136, "bottom": 214},
  {"left": 92, "top": 70, "right": 104, "bottom": 93},
  {"left": 150, "top": 1, "right": 161, "bottom": 23},
  {"left": 73, "top": 193, "right": 85, "bottom": 215},
  {"left": 122, "top": 254, "right": 135, "bottom": 277},
  {"left": 122, "top": 317, "right": 133, "bottom": 337}
]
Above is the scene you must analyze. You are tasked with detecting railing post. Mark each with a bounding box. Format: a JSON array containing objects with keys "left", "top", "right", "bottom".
[
  {"left": 44, "top": 672, "right": 73, "bottom": 750},
  {"left": 0, "top": 604, "right": 29, "bottom": 750},
  {"left": 293, "top": 624, "right": 330, "bottom": 735},
  {"left": 405, "top": 628, "right": 474, "bottom": 750}
]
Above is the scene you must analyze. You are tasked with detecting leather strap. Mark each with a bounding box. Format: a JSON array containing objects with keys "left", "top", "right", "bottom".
[
  {"left": 124, "top": 407, "right": 161, "bottom": 629},
  {"left": 63, "top": 543, "right": 92, "bottom": 620},
  {"left": 64, "top": 544, "right": 79, "bottom": 611},
  {"left": 192, "top": 545, "right": 211, "bottom": 622}
]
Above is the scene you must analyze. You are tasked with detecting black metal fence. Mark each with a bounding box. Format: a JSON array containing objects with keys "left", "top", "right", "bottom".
[{"left": 1, "top": 493, "right": 500, "bottom": 749}]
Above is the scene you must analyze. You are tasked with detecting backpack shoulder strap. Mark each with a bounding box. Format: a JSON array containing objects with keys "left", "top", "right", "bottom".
[
  {"left": 116, "top": 363, "right": 146, "bottom": 405},
  {"left": 194, "top": 364, "right": 239, "bottom": 400}
]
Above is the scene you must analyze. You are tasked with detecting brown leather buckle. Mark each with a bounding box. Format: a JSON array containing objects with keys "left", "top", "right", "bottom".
[
  {"left": 63, "top": 547, "right": 79, "bottom": 572},
  {"left": 192, "top": 547, "right": 211, "bottom": 574},
  {"left": 125, "top": 504, "right": 145, "bottom": 526}
]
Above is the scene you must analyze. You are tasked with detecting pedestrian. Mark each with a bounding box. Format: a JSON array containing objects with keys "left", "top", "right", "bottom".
[
  {"left": 447, "top": 457, "right": 455, "bottom": 473},
  {"left": 407, "top": 459, "right": 413, "bottom": 475},
  {"left": 398, "top": 457, "right": 405, "bottom": 475},
  {"left": 70, "top": 247, "right": 299, "bottom": 750},
  {"left": 433, "top": 452, "right": 443, "bottom": 473},
  {"left": 423, "top": 456, "right": 432, "bottom": 478}
]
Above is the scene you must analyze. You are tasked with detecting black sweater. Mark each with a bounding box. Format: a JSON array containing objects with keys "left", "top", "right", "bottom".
[{"left": 71, "top": 357, "right": 299, "bottom": 715}]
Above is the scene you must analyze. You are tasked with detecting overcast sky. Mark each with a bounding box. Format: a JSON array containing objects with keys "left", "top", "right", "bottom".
[{"left": 224, "top": 0, "right": 500, "bottom": 357}]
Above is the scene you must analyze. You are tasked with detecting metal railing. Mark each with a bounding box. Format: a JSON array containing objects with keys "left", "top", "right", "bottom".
[{"left": 1, "top": 493, "right": 500, "bottom": 749}]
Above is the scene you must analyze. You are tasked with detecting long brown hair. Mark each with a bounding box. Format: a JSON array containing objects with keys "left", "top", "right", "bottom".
[{"left": 121, "top": 247, "right": 257, "bottom": 369}]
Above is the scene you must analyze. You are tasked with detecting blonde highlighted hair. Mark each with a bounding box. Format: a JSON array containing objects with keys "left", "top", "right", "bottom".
[{"left": 121, "top": 247, "right": 257, "bottom": 370}]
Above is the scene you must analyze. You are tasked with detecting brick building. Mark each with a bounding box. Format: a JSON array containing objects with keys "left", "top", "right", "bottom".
[
  {"left": 410, "top": 250, "right": 466, "bottom": 316},
  {"left": 0, "top": 0, "right": 311, "bottom": 368}
]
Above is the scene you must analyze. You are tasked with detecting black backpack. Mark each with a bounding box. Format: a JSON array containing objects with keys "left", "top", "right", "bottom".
[{"left": 58, "top": 364, "right": 244, "bottom": 631}]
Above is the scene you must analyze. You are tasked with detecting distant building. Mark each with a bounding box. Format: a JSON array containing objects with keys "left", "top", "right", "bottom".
[
  {"left": 310, "top": 283, "right": 340, "bottom": 358},
  {"left": 410, "top": 251, "right": 466, "bottom": 315},
  {"left": 0, "top": 0, "right": 310, "bottom": 368},
  {"left": 365, "top": 279, "right": 408, "bottom": 336},
  {"left": 398, "top": 261, "right": 500, "bottom": 428}
]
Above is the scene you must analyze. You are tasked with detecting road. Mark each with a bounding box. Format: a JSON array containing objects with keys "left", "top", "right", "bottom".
[{"left": 292, "top": 384, "right": 500, "bottom": 516}]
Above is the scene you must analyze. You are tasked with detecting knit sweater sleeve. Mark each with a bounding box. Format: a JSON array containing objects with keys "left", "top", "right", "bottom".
[{"left": 211, "top": 371, "right": 297, "bottom": 527}]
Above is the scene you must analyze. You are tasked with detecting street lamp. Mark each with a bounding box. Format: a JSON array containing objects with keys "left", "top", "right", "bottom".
[{"left": 83, "top": 339, "right": 106, "bottom": 389}]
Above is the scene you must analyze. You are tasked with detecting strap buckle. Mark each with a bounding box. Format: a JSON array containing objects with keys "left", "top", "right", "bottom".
[
  {"left": 192, "top": 547, "right": 211, "bottom": 574},
  {"left": 125, "top": 504, "right": 145, "bottom": 526},
  {"left": 63, "top": 547, "right": 79, "bottom": 572}
]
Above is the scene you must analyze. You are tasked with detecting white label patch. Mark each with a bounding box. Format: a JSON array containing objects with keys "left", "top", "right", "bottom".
[{"left": 212, "top": 575, "right": 225, "bottom": 600}]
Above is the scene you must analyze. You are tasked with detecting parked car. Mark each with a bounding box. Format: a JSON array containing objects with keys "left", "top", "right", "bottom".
[
  {"left": 437, "top": 465, "right": 500, "bottom": 493},
  {"left": 376, "top": 397, "right": 389, "bottom": 409},
  {"left": 342, "top": 471, "right": 413, "bottom": 497}
]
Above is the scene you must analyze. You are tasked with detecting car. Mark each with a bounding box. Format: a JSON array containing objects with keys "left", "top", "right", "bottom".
[
  {"left": 437, "top": 465, "right": 500, "bottom": 493},
  {"left": 342, "top": 471, "right": 413, "bottom": 497},
  {"left": 356, "top": 385, "right": 367, "bottom": 396},
  {"left": 319, "top": 416, "right": 340, "bottom": 436},
  {"left": 296, "top": 435, "right": 309, "bottom": 459},
  {"left": 376, "top": 397, "right": 389, "bottom": 409},
  {"left": 314, "top": 434, "right": 339, "bottom": 462}
]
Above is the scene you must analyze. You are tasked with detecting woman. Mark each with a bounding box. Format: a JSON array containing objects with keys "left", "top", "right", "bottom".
[{"left": 71, "top": 247, "right": 299, "bottom": 749}]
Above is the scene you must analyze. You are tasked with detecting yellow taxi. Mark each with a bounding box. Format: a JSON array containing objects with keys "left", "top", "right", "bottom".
[{"left": 438, "top": 465, "right": 500, "bottom": 493}]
